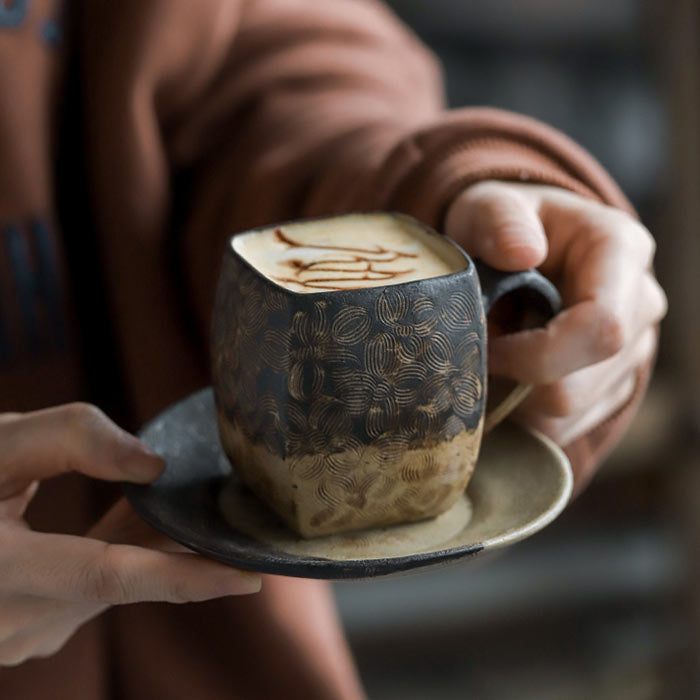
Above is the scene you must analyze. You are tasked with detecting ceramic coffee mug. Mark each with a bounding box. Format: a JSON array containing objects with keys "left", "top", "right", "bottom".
[{"left": 211, "top": 213, "right": 561, "bottom": 537}]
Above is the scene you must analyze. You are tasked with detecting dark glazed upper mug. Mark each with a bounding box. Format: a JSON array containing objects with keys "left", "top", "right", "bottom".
[{"left": 211, "top": 213, "right": 561, "bottom": 537}]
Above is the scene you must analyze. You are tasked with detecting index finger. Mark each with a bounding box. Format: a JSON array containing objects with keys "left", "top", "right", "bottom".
[
  {"left": 0, "top": 404, "right": 163, "bottom": 495},
  {"left": 488, "top": 299, "right": 625, "bottom": 384}
]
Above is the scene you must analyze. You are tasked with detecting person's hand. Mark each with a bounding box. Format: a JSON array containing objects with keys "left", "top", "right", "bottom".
[
  {"left": 445, "top": 180, "right": 667, "bottom": 488},
  {"left": 0, "top": 403, "right": 261, "bottom": 667}
]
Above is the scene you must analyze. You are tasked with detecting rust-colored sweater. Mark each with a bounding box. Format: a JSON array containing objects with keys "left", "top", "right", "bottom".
[{"left": 0, "top": 1, "right": 651, "bottom": 698}]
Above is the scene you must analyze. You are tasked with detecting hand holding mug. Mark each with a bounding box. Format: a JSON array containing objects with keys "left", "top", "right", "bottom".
[{"left": 446, "top": 181, "right": 667, "bottom": 490}]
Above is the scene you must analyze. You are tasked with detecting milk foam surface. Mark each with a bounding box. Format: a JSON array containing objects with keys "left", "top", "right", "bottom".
[{"left": 232, "top": 213, "right": 467, "bottom": 293}]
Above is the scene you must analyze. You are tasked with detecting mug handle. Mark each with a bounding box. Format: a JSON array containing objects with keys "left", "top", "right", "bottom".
[{"left": 474, "top": 260, "right": 562, "bottom": 433}]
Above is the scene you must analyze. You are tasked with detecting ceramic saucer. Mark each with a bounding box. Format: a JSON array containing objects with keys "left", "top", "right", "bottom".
[{"left": 123, "top": 389, "right": 572, "bottom": 579}]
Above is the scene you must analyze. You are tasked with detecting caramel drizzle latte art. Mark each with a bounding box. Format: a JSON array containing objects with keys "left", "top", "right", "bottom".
[{"left": 272, "top": 228, "right": 417, "bottom": 291}]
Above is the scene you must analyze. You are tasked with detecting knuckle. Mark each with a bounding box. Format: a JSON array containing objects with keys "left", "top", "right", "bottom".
[
  {"left": 650, "top": 278, "right": 668, "bottom": 320},
  {"left": 637, "top": 328, "right": 658, "bottom": 363},
  {"left": 577, "top": 205, "right": 614, "bottom": 237},
  {"left": 59, "top": 403, "right": 110, "bottom": 465},
  {"left": 61, "top": 402, "right": 106, "bottom": 431},
  {"left": 620, "top": 220, "right": 656, "bottom": 264},
  {"left": 598, "top": 203, "right": 632, "bottom": 227},
  {"left": 606, "top": 206, "right": 635, "bottom": 229},
  {"left": 591, "top": 207, "right": 655, "bottom": 258},
  {"left": 593, "top": 307, "right": 625, "bottom": 357},
  {"left": 81, "top": 544, "right": 132, "bottom": 604},
  {"left": 638, "top": 225, "right": 656, "bottom": 260},
  {"left": 613, "top": 214, "right": 656, "bottom": 261}
]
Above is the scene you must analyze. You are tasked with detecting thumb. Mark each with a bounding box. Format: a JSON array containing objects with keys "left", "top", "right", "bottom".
[
  {"left": 445, "top": 181, "right": 548, "bottom": 271},
  {"left": 0, "top": 404, "right": 164, "bottom": 496},
  {"left": 10, "top": 527, "right": 262, "bottom": 604}
]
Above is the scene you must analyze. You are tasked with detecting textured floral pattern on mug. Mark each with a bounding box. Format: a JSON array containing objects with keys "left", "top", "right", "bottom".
[
  {"left": 261, "top": 301, "right": 356, "bottom": 401},
  {"left": 214, "top": 265, "right": 283, "bottom": 433},
  {"left": 419, "top": 331, "right": 483, "bottom": 421},
  {"left": 247, "top": 392, "right": 287, "bottom": 456},
  {"left": 374, "top": 289, "right": 436, "bottom": 364},
  {"left": 285, "top": 396, "right": 359, "bottom": 463},
  {"left": 331, "top": 331, "right": 427, "bottom": 439},
  {"left": 214, "top": 256, "right": 487, "bottom": 461}
]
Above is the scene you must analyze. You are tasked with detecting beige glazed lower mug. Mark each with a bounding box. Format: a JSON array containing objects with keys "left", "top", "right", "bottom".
[{"left": 211, "top": 213, "right": 560, "bottom": 537}]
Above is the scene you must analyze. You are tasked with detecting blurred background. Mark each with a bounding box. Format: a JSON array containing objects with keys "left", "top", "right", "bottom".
[{"left": 333, "top": 1, "right": 700, "bottom": 698}]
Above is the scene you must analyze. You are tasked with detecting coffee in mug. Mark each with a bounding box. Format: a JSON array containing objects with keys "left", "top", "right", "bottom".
[
  {"left": 232, "top": 213, "right": 466, "bottom": 292},
  {"left": 212, "top": 213, "right": 560, "bottom": 537}
]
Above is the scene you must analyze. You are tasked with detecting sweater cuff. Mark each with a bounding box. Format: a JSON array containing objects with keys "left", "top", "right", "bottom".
[{"left": 367, "top": 107, "right": 635, "bottom": 228}]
